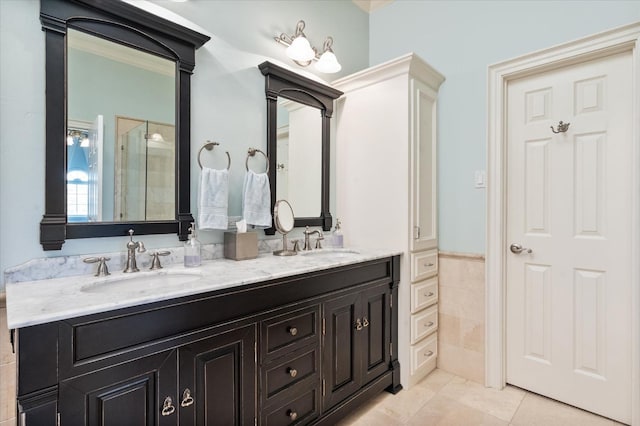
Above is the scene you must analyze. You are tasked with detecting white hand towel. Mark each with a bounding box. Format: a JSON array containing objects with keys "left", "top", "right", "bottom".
[
  {"left": 198, "top": 167, "right": 229, "bottom": 230},
  {"left": 242, "top": 170, "right": 272, "bottom": 227}
]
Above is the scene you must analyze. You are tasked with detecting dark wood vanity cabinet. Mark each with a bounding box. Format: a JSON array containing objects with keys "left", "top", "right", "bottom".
[
  {"left": 57, "top": 325, "right": 256, "bottom": 426},
  {"left": 323, "top": 282, "right": 391, "bottom": 411},
  {"left": 15, "top": 256, "right": 400, "bottom": 425}
]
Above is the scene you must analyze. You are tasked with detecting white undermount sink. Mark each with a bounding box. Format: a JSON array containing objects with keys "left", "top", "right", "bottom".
[
  {"left": 80, "top": 269, "right": 203, "bottom": 293},
  {"left": 298, "top": 248, "right": 360, "bottom": 257}
]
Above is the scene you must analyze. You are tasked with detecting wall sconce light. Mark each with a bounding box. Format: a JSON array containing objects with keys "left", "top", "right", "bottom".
[{"left": 274, "top": 20, "right": 342, "bottom": 74}]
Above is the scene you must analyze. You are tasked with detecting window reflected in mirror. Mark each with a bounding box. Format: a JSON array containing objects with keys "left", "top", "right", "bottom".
[
  {"left": 276, "top": 99, "right": 322, "bottom": 218},
  {"left": 66, "top": 28, "right": 175, "bottom": 223}
]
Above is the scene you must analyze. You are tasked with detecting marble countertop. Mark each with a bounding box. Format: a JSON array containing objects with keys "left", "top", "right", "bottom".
[{"left": 5, "top": 248, "right": 401, "bottom": 329}]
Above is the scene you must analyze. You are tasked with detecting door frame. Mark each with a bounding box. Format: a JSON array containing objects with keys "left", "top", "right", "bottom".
[{"left": 486, "top": 22, "right": 640, "bottom": 424}]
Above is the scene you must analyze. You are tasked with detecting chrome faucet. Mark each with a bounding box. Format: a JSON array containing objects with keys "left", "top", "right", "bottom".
[
  {"left": 124, "top": 229, "right": 146, "bottom": 273},
  {"left": 303, "top": 226, "right": 323, "bottom": 251}
]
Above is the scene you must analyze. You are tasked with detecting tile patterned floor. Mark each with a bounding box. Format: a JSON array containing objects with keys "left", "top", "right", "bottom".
[{"left": 336, "top": 369, "right": 625, "bottom": 426}]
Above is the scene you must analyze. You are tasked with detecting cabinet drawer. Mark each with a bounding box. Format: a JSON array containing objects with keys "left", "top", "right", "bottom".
[
  {"left": 411, "top": 250, "right": 438, "bottom": 282},
  {"left": 411, "top": 333, "right": 437, "bottom": 375},
  {"left": 262, "top": 305, "right": 319, "bottom": 360},
  {"left": 263, "top": 387, "right": 319, "bottom": 426},
  {"left": 262, "top": 347, "right": 319, "bottom": 404},
  {"left": 411, "top": 304, "right": 438, "bottom": 344},
  {"left": 411, "top": 278, "right": 438, "bottom": 313}
]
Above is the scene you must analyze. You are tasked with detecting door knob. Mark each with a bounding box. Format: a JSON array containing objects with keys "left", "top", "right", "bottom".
[{"left": 510, "top": 243, "right": 532, "bottom": 254}]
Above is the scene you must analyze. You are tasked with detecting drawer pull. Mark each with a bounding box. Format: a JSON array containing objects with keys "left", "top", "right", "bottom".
[
  {"left": 287, "top": 409, "right": 298, "bottom": 421},
  {"left": 425, "top": 291, "right": 435, "bottom": 297},
  {"left": 181, "top": 388, "right": 194, "bottom": 407},
  {"left": 355, "top": 318, "right": 363, "bottom": 331},
  {"left": 287, "top": 367, "right": 298, "bottom": 378},
  {"left": 424, "top": 262, "right": 434, "bottom": 267},
  {"left": 363, "top": 317, "right": 369, "bottom": 328},
  {"left": 424, "top": 321, "right": 434, "bottom": 328},
  {"left": 161, "top": 396, "right": 175, "bottom": 416},
  {"left": 288, "top": 326, "right": 298, "bottom": 336},
  {"left": 424, "top": 350, "right": 434, "bottom": 357}
]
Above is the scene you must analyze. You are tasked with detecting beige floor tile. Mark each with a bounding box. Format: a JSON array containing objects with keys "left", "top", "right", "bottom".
[
  {"left": 0, "top": 418, "right": 16, "bottom": 426},
  {"left": 0, "top": 363, "right": 16, "bottom": 422},
  {"left": 335, "top": 392, "right": 393, "bottom": 426},
  {"left": 374, "top": 379, "right": 438, "bottom": 423},
  {"left": 406, "top": 394, "right": 508, "bottom": 426},
  {"left": 414, "top": 368, "right": 456, "bottom": 393},
  {"left": 510, "top": 392, "right": 619, "bottom": 426},
  {"left": 437, "top": 376, "right": 525, "bottom": 422},
  {"left": 0, "top": 308, "right": 15, "bottom": 366}
]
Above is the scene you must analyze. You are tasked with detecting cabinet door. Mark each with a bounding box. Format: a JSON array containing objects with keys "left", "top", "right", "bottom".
[
  {"left": 322, "top": 291, "right": 362, "bottom": 410},
  {"left": 361, "top": 283, "right": 391, "bottom": 384},
  {"left": 410, "top": 77, "right": 438, "bottom": 252},
  {"left": 179, "top": 324, "right": 256, "bottom": 426},
  {"left": 59, "top": 349, "right": 178, "bottom": 426}
]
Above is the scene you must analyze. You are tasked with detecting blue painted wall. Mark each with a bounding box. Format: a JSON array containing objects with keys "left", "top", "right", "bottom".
[{"left": 369, "top": 1, "right": 640, "bottom": 254}]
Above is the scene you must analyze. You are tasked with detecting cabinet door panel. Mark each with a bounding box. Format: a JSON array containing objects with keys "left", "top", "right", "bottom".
[
  {"left": 362, "top": 284, "right": 391, "bottom": 384},
  {"left": 59, "top": 350, "right": 177, "bottom": 426},
  {"left": 179, "top": 325, "right": 256, "bottom": 426},
  {"left": 323, "top": 292, "right": 361, "bottom": 409}
]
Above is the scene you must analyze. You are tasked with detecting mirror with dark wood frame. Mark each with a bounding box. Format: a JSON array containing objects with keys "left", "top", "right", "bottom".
[
  {"left": 39, "top": 0, "right": 210, "bottom": 250},
  {"left": 258, "top": 61, "right": 343, "bottom": 234}
]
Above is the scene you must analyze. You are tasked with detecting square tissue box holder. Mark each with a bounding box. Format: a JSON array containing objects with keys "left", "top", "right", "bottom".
[{"left": 224, "top": 231, "right": 258, "bottom": 260}]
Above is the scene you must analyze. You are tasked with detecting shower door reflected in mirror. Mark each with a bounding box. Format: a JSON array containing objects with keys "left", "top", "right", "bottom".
[
  {"left": 276, "top": 99, "right": 322, "bottom": 218},
  {"left": 115, "top": 117, "right": 175, "bottom": 221}
]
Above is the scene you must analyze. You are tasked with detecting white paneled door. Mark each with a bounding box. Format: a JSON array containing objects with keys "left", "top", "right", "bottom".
[{"left": 506, "top": 51, "right": 632, "bottom": 424}]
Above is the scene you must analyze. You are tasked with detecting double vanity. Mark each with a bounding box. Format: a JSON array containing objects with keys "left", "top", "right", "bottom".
[{"left": 7, "top": 249, "right": 401, "bottom": 425}]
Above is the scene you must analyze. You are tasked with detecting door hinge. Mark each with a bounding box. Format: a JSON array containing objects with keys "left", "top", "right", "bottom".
[
  {"left": 390, "top": 342, "right": 393, "bottom": 357},
  {"left": 57, "top": 412, "right": 61, "bottom": 426},
  {"left": 414, "top": 226, "right": 420, "bottom": 240},
  {"left": 390, "top": 298, "right": 392, "bottom": 309},
  {"left": 322, "top": 317, "right": 325, "bottom": 336},
  {"left": 254, "top": 341, "right": 257, "bottom": 364},
  {"left": 255, "top": 416, "right": 258, "bottom": 426},
  {"left": 322, "top": 379, "right": 326, "bottom": 396}
]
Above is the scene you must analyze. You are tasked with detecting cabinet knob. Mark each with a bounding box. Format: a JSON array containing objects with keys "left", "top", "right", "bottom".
[
  {"left": 287, "top": 409, "right": 298, "bottom": 421},
  {"left": 355, "top": 318, "right": 363, "bottom": 331},
  {"left": 425, "top": 291, "right": 435, "bottom": 297},
  {"left": 161, "top": 396, "right": 176, "bottom": 416},
  {"left": 288, "top": 326, "right": 298, "bottom": 336},
  {"left": 181, "top": 388, "right": 194, "bottom": 407},
  {"left": 424, "top": 262, "right": 434, "bottom": 267},
  {"left": 287, "top": 367, "right": 298, "bottom": 378},
  {"left": 424, "top": 350, "right": 434, "bottom": 357},
  {"left": 362, "top": 317, "right": 369, "bottom": 328},
  {"left": 425, "top": 321, "right": 434, "bottom": 328}
]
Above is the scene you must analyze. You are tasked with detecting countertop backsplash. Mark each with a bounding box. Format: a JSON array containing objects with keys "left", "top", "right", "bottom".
[{"left": 4, "top": 236, "right": 284, "bottom": 284}]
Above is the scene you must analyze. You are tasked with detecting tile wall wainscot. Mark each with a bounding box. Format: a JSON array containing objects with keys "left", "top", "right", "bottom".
[
  {"left": 0, "top": 293, "right": 16, "bottom": 426},
  {"left": 437, "top": 251, "right": 485, "bottom": 384}
]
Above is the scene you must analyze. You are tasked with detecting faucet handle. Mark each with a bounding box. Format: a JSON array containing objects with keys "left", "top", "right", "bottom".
[
  {"left": 315, "top": 235, "right": 324, "bottom": 249},
  {"left": 149, "top": 251, "right": 170, "bottom": 270},
  {"left": 291, "top": 240, "right": 300, "bottom": 252},
  {"left": 83, "top": 257, "right": 111, "bottom": 277}
]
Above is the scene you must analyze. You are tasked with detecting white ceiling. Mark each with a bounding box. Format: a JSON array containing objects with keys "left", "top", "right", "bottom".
[{"left": 352, "top": 0, "right": 395, "bottom": 13}]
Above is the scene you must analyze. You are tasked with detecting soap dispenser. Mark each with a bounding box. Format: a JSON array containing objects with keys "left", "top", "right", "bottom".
[
  {"left": 333, "top": 219, "right": 344, "bottom": 248},
  {"left": 184, "top": 222, "right": 202, "bottom": 267}
]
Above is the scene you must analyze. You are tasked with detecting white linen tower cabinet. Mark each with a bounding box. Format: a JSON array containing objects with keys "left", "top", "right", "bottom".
[{"left": 333, "top": 53, "right": 444, "bottom": 387}]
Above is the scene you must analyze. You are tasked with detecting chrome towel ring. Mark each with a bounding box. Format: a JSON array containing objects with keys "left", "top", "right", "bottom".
[
  {"left": 198, "top": 141, "right": 231, "bottom": 170},
  {"left": 246, "top": 148, "right": 269, "bottom": 173}
]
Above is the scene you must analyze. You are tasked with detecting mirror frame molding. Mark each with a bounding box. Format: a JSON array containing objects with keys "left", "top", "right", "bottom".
[
  {"left": 39, "top": 0, "right": 209, "bottom": 250},
  {"left": 258, "top": 61, "right": 343, "bottom": 234}
]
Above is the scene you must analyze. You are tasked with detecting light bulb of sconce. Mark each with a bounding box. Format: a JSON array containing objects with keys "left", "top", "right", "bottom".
[{"left": 286, "top": 36, "right": 315, "bottom": 62}]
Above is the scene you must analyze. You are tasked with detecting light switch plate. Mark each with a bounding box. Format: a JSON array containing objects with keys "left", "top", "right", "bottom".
[{"left": 475, "top": 170, "right": 486, "bottom": 188}]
